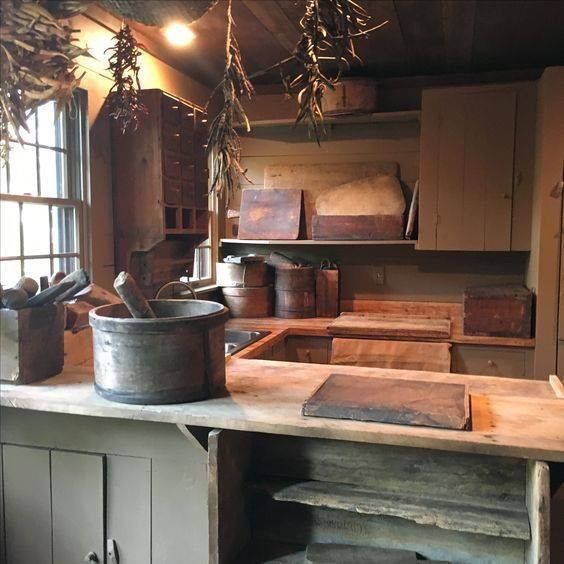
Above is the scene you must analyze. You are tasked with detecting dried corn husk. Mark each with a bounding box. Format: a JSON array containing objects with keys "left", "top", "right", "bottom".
[{"left": 0, "top": 0, "right": 89, "bottom": 161}]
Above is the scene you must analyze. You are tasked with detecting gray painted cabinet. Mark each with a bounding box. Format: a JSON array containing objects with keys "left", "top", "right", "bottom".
[
  {"left": 1, "top": 445, "right": 148, "bottom": 564},
  {"left": 418, "top": 82, "right": 536, "bottom": 251},
  {"left": 0, "top": 409, "right": 208, "bottom": 564}
]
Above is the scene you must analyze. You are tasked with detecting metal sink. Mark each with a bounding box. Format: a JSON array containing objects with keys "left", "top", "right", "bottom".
[{"left": 225, "top": 329, "right": 270, "bottom": 355}]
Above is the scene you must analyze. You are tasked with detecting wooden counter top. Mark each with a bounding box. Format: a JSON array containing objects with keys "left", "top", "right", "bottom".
[
  {"left": 226, "top": 300, "right": 536, "bottom": 348},
  {"left": 1, "top": 359, "right": 562, "bottom": 462}
]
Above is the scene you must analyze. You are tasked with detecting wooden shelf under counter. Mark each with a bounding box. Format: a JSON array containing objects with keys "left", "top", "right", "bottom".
[{"left": 221, "top": 238, "right": 417, "bottom": 246}]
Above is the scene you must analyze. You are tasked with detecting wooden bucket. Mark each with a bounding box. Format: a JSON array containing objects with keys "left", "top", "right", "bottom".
[
  {"left": 275, "top": 265, "right": 316, "bottom": 319},
  {"left": 216, "top": 262, "right": 272, "bottom": 288},
  {"left": 222, "top": 286, "right": 274, "bottom": 318}
]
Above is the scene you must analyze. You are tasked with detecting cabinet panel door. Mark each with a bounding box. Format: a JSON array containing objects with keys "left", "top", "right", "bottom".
[
  {"left": 106, "top": 455, "right": 151, "bottom": 564},
  {"left": 419, "top": 87, "right": 517, "bottom": 251},
  {"left": 51, "top": 451, "right": 104, "bottom": 564},
  {"left": 2, "top": 445, "right": 52, "bottom": 564}
]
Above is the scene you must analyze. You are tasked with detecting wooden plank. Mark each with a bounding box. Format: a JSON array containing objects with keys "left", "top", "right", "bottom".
[
  {"left": 525, "top": 460, "right": 550, "bottom": 564},
  {"left": 305, "top": 542, "right": 418, "bottom": 563},
  {"left": 2, "top": 359, "right": 563, "bottom": 462},
  {"left": 549, "top": 374, "right": 564, "bottom": 398},
  {"left": 302, "top": 374, "right": 470, "bottom": 430},
  {"left": 315, "top": 268, "right": 339, "bottom": 318},
  {"left": 312, "top": 214, "right": 404, "bottom": 240},
  {"left": 241, "top": 0, "right": 299, "bottom": 53},
  {"left": 331, "top": 338, "right": 451, "bottom": 373},
  {"left": 251, "top": 434, "right": 527, "bottom": 509},
  {"left": 253, "top": 500, "right": 526, "bottom": 563},
  {"left": 51, "top": 450, "right": 105, "bottom": 564},
  {"left": 238, "top": 188, "right": 303, "bottom": 240},
  {"left": 3, "top": 445, "right": 52, "bottom": 564},
  {"left": 328, "top": 312, "right": 451, "bottom": 339},
  {"left": 208, "top": 429, "right": 252, "bottom": 564},
  {"left": 252, "top": 479, "right": 530, "bottom": 539},
  {"left": 106, "top": 455, "right": 151, "bottom": 564},
  {"left": 441, "top": 0, "right": 476, "bottom": 68}
]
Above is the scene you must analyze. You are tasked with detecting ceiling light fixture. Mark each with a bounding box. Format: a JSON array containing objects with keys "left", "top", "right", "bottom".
[{"left": 164, "top": 22, "right": 195, "bottom": 47}]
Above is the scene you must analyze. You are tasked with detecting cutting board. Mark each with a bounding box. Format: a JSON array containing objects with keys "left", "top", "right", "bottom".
[
  {"left": 330, "top": 338, "right": 451, "bottom": 372},
  {"left": 238, "top": 188, "right": 303, "bottom": 240},
  {"left": 328, "top": 312, "right": 451, "bottom": 339},
  {"left": 264, "top": 162, "right": 398, "bottom": 237},
  {"left": 312, "top": 214, "right": 404, "bottom": 240},
  {"left": 302, "top": 373, "right": 471, "bottom": 430}
]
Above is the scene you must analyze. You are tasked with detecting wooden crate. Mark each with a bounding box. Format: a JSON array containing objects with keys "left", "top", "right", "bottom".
[
  {"left": 0, "top": 304, "right": 65, "bottom": 384},
  {"left": 463, "top": 285, "right": 533, "bottom": 338}
]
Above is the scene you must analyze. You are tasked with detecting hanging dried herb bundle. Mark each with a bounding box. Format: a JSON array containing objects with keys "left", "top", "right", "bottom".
[
  {"left": 0, "top": 0, "right": 89, "bottom": 161},
  {"left": 290, "top": 0, "right": 387, "bottom": 143},
  {"left": 207, "top": 0, "right": 254, "bottom": 205},
  {"left": 106, "top": 21, "right": 147, "bottom": 134}
]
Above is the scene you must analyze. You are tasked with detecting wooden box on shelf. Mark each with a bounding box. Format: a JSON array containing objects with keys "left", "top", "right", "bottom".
[
  {"left": 111, "top": 89, "right": 210, "bottom": 275},
  {"left": 0, "top": 304, "right": 65, "bottom": 384}
]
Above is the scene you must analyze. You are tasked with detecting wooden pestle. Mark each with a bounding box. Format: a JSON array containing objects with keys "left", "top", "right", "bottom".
[
  {"left": 54, "top": 268, "right": 91, "bottom": 303},
  {"left": 113, "top": 271, "right": 156, "bottom": 319}
]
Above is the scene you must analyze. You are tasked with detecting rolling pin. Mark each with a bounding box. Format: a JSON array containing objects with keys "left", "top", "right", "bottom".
[
  {"left": 54, "top": 269, "right": 91, "bottom": 303},
  {"left": 113, "top": 271, "right": 156, "bottom": 319},
  {"left": 27, "top": 281, "right": 74, "bottom": 307}
]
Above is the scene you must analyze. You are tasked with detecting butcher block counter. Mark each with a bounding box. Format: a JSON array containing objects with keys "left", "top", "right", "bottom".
[{"left": 1, "top": 359, "right": 562, "bottom": 461}]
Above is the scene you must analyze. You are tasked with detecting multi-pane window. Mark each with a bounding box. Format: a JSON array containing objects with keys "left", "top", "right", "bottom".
[{"left": 0, "top": 91, "right": 88, "bottom": 287}]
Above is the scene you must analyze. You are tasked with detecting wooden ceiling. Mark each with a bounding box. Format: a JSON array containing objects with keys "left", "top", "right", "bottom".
[{"left": 124, "top": 0, "right": 564, "bottom": 89}]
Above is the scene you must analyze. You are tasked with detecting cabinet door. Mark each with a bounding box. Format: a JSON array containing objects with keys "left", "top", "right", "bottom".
[
  {"left": 3, "top": 445, "right": 52, "bottom": 564},
  {"left": 51, "top": 451, "right": 105, "bottom": 564},
  {"left": 106, "top": 455, "right": 151, "bottom": 564},
  {"left": 418, "top": 86, "right": 517, "bottom": 251}
]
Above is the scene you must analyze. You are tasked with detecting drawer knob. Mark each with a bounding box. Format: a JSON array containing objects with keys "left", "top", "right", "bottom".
[{"left": 487, "top": 359, "right": 495, "bottom": 367}]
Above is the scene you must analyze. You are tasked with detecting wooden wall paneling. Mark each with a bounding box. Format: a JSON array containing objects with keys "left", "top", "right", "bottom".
[
  {"left": 441, "top": 0, "right": 476, "bottom": 68},
  {"left": 417, "top": 90, "right": 441, "bottom": 249},
  {"left": 511, "top": 82, "right": 537, "bottom": 251},
  {"left": 208, "top": 429, "right": 252, "bottom": 564},
  {"left": 51, "top": 450, "right": 105, "bottom": 564},
  {"left": 529, "top": 68, "right": 564, "bottom": 378},
  {"left": 2, "top": 445, "right": 52, "bottom": 564},
  {"left": 106, "top": 455, "right": 151, "bottom": 564}
]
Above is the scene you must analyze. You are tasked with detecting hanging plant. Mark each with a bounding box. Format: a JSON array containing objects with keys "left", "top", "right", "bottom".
[
  {"left": 106, "top": 21, "right": 147, "bottom": 134},
  {"left": 0, "top": 0, "right": 89, "bottom": 161},
  {"left": 206, "top": 0, "right": 254, "bottom": 206},
  {"left": 290, "top": 0, "right": 387, "bottom": 143}
]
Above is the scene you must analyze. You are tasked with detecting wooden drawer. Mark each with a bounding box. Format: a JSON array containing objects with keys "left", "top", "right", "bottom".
[
  {"left": 285, "top": 336, "right": 331, "bottom": 364},
  {"left": 162, "top": 123, "right": 181, "bottom": 152},
  {"left": 451, "top": 345, "right": 533, "bottom": 378},
  {"left": 163, "top": 178, "right": 181, "bottom": 205},
  {"left": 162, "top": 94, "right": 182, "bottom": 125},
  {"left": 163, "top": 152, "right": 181, "bottom": 178}
]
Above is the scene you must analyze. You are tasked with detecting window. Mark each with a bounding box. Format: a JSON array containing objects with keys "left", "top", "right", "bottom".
[{"left": 0, "top": 91, "right": 88, "bottom": 287}]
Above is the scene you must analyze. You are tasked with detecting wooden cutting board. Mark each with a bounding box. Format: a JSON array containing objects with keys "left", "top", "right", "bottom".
[
  {"left": 328, "top": 312, "right": 451, "bottom": 339},
  {"left": 330, "top": 338, "right": 452, "bottom": 372},
  {"left": 302, "top": 373, "right": 471, "bottom": 430},
  {"left": 238, "top": 188, "right": 303, "bottom": 240}
]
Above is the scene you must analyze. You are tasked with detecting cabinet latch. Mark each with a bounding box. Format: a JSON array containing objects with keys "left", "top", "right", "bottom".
[{"left": 107, "top": 539, "right": 120, "bottom": 564}]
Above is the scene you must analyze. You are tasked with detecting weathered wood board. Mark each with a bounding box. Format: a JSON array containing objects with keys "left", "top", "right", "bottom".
[
  {"left": 316, "top": 268, "right": 339, "bottom": 318},
  {"left": 302, "top": 374, "right": 470, "bottom": 430},
  {"left": 328, "top": 312, "right": 451, "bottom": 339},
  {"left": 264, "top": 162, "right": 399, "bottom": 237},
  {"left": 331, "top": 338, "right": 451, "bottom": 372},
  {"left": 305, "top": 542, "right": 419, "bottom": 563},
  {"left": 312, "top": 214, "right": 404, "bottom": 240},
  {"left": 238, "top": 188, "right": 303, "bottom": 240}
]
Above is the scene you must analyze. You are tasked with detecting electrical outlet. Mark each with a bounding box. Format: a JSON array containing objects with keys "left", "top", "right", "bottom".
[{"left": 372, "top": 266, "right": 385, "bottom": 286}]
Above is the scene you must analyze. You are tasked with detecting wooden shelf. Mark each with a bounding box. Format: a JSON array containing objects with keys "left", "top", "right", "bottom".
[
  {"left": 243, "top": 110, "right": 420, "bottom": 129},
  {"left": 250, "top": 479, "right": 530, "bottom": 541},
  {"left": 221, "top": 238, "right": 416, "bottom": 246}
]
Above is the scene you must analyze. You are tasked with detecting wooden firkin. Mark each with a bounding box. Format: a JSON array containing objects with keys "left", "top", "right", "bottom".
[
  {"left": 1, "top": 304, "right": 65, "bottom": 384},
  {"left": 463, "top": 284, "right": 533, "bottom": 338}
]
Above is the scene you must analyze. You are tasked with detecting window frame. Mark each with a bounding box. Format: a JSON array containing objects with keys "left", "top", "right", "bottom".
[{"left": 0, "top": 90, "right": 90, "bottom": 283}]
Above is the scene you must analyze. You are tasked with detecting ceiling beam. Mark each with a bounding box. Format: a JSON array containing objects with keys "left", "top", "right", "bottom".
[
  {"left": 241, "top": 0, "right": 299, "bottom": 54},
  {"left": 442, "top": 0, "right": 476, "bottom": 68}
]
